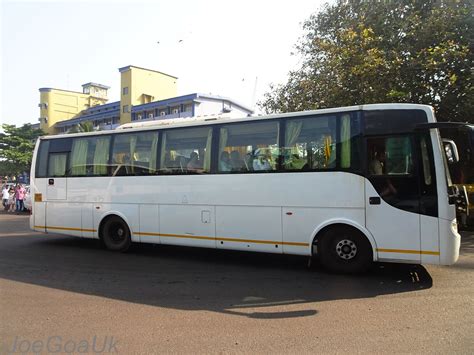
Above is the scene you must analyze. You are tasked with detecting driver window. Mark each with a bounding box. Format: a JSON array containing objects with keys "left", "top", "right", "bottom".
[{"left": 368, "top": 137, "right": 413, "bottom": 176}]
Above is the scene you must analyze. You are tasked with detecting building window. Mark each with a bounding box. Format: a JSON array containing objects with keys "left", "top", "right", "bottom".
[
  {"left": 172, "top": 107, "right": 180, "bottom": 114},
  {"left": 123, "top": 105, "right": 129, "bottom": 113},
  {"left": 123, "top": 87, "right": 129, "bottom": 95}
]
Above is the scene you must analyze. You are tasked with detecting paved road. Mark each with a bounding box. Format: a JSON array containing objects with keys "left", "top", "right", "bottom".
[{"left": 0, "top": 212, "right": 473, "bottom": 354}]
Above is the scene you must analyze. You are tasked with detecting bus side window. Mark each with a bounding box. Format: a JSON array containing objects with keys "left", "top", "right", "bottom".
[
  {"left": 218, "top": 121, "right": 279, "bottom": 173},
  {"left": 47, "top": 138, "right": 72, "bottom": 177},
  {"left": 48, "top": 153, "right": 68, "bottom": 177},
  {"left": 283, "top": 115, "right": 337, "bottom": 171},
  {"left": 68, "top": 136, "right": 112, "bottom": 177},
  {"left": 35, "top": 140, "right": 50, "bottom": 178},
  {"left": 159, "top": 127, "right": 212, "bottom": 174}
]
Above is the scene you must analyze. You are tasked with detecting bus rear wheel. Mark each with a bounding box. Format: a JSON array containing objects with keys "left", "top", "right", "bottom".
[
  {"left": 319, "top": 226, "right": 373, "bottom": 273},
  {"left": 101, "top": 216, "right": 131, "bottom": 252}
]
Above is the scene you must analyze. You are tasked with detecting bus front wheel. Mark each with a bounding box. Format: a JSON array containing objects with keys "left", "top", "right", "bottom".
[
  {"left": 318, "top": 226, "right": 373, "bottom": 273},
  {"left": 101, "top": 216, "right": 132, "bottom": 252}
]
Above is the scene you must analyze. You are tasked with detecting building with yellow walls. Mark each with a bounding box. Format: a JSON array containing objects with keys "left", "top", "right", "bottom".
[
  {"left": 119, "top": 65, "right": 178, "bottom": 124},
  {"left": 39, "top": 65, "right": 253, "bottom": 135},
  {"left": 38, "top": 83, "right": 109, "bottom": 135}
]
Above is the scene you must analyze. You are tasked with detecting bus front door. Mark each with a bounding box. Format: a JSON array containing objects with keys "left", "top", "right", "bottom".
[{"left": 365, "top": 135, "right": 421, "bottom": 262}]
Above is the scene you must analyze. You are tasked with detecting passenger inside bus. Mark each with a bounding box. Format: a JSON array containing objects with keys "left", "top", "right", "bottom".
[
  {"left": 230, "top": 151, "right": 245, "bottom": 171},
  {"left": 187, "top": 152, "right": 202, "bottom": 170},
  {"left": 370, "top": 146, "right": 385, "bottom": 175},
  {"left": 219, "top": 151, "right": 232, "bottom": 171},
  {"left": 252, "top": 149, "right": 272, "bottom": 171},
  {"left": 368, "top": 143, "right": 398, "bottom": 198}
]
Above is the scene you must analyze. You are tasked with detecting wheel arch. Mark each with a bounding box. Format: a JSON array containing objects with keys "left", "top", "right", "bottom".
[
  {"left": 96, "top": 211, "right": 132, "bottom": 241},
  {"left": 310, "top": 219, "right": 378, "bottom": 261}
]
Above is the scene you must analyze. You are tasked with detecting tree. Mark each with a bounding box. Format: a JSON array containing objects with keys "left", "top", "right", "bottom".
[
  {"left": 67, "top": 121, "right": 95, "bottom": 134},
  {"left": 0, "top": 124, "right": 44, "bottom": 177},
  {"left": 260, "top": 0, "right": 473, "bottom": 123}
]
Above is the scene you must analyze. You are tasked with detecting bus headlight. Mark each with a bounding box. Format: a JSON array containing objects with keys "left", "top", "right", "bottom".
[{"left": 451, "top": 219, "right": 458, "bottom": 234}]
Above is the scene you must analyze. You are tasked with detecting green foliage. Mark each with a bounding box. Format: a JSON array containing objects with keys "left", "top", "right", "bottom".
[
  {"left": 0, "top": 124, "right": 44, "bottom": 176},
  {"left": 67, "top": 121, "right": 95, "bottom": 133},
  {"left": 260, "top": 0, "right": 473, "bottom": 123}
]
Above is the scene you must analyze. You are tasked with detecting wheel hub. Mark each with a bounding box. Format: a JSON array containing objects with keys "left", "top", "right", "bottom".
[
  {"left": 336, "top": 239, "right": 357, "bottom": 260},
  {"left": 110, "top": 225, "right": 126, "bottom": 242}
]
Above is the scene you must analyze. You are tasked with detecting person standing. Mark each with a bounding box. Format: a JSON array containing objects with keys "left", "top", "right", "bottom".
[
  {"left": 8, "top": 188, "right": 15, "bottom": 213},
  {"left": 2, "top": 185, "right": 9, "bottom": 211},
  {"left": 15, "top": 184, "right": 26, "bottom": 213}
]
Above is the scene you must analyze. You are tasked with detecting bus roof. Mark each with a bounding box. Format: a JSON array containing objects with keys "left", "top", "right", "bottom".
[{"left": 40, "top": 103, "right": 434, "bottom": 140}]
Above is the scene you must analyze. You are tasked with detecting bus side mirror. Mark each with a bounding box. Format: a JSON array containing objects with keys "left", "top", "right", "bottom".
[{"left": 443, "top": 139, "right": 459, "bottom": 164}]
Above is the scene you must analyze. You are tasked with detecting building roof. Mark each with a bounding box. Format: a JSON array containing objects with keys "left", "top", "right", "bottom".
[
  {"left": 132, "top": 93, "right": 253, "bottom": 114},
  {"left": 118, "top": 65, "right": 178, "bottom": 79},
  {"left": 195, "top": 93, "right": 254, "bottom": 114},
  {"left": 53, "top": 94, "right": 253, "bottom": 128},
  {"left": 39, "top": 88, "right": 87, "bottom": 95},
  {"left": 82, "top": 82, "right": 110, "bottom": 90},
  {"left": 55, "top": 110, "right": 120, "bottom": 128},
  {"left": 55, "top": 101, "right": 120, "bottom": 128}
]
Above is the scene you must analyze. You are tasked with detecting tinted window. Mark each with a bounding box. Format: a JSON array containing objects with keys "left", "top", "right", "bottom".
[
  {"left": 283, "top": 113, "right": 361, "bottom": 171},
  {"left": 366, "top": 135, "right": 420, "bottom": 214},
  {"left": 160, "top": 127, "right": 212, "bottom": 174},
  {"left": 69, "top": 136, "right": 111, "bottom": 176},
  {"left": 418, "top": 133, "right": 438, "bottom": 216},
  {"left": 111, "top": 132, "right": 158, "bottom": 176},
  {"left": 364, "top": 110, "right": 427, "bottom": 135},
  {"left": 49, "top": 138, "right": 72, "bottom": 153},
  {"left": 368, "top": 136, "right": 413, "bottom": 176},
  {"left": 218, "top": 121, "right": 279, "bottom": 173},
  {"left": 283, "top": 115, "right": 337, "bottom": 171},
  {"left": 35, "top": 140, "right": 50, "bottom": 178},
  {"left": 48, "top": 153, "right": 68, "bottom": 177}
]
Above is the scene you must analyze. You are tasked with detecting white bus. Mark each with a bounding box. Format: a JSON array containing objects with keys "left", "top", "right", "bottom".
[{"left": 30, "top": 104, "right": 461, "bottom": 273}]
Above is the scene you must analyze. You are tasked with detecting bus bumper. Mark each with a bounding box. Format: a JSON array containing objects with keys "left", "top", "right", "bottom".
[{"left": 439, "top": 218, "right": 460, "bottom": 265}]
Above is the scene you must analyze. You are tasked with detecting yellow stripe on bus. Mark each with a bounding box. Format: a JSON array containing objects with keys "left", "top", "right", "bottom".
[
  {"left": 377, "top": 248, "right": 440, "bottom": 256},
  {"left": 36, "top": 226, "right": 309, "bottom": 247},
  {"left": 138, "top": 232, "right": 308, "bottom": 246},
  {"left": 34, "top": 225, "right": 96, "bottom": 233},
  {"left": 34, "top": 227, "right": 441, "bottom": 253},
  {"left": 158, "top": 233, "right": 216, "bottom": 242}
]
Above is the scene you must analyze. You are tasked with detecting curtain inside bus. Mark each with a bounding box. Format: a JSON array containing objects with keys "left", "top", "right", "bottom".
[
  {"left": 150, "top": 134, "right": 158, "bottom": 173},
  {"left": 341, "top": 115, "right": 351, "bottom": 168},
  {"left": 70, "top": 139, "right": 88, "bottom": 175},
  {"left": 93, "top": 137, "right": 109, "bottom": 175},
  {"left": 204, "top": 129, "right": 213, "bottom": 171}
]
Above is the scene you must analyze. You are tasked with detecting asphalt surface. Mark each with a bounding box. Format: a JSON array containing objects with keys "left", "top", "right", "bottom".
[{"left": 0, "top": 212, "right": 473, "bottom": 354}]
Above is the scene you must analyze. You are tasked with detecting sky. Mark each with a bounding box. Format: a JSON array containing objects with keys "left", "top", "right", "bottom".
[{"left": 1, "top": 0, "right": 327, "bottom": 127}]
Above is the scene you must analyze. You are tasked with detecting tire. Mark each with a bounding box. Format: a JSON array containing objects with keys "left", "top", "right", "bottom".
[
  {"left": 101, "top": 216, "right": 132, "bottom": 252},
  {"left": 319, "top": 226, "right": 373, "bottom": 274}
]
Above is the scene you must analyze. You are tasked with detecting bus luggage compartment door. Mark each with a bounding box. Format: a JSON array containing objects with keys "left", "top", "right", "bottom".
[
  {"left": 159, "top": 205, "right": 216, "bottom": 248},
  {"left": 46, "top": 178, "right": 67, "bottom": 200},
  {"left": 216, "top": 206, "right": 283, "bottom": 253}
]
